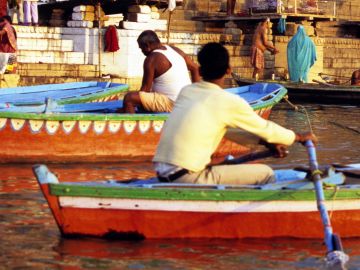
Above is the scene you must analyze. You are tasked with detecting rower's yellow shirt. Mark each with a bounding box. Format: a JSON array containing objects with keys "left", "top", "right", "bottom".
[{"left": 153, "top": 81, "right": 296, "bottom": 172}]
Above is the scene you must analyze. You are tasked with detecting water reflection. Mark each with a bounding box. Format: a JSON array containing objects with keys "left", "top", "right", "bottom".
[{"left": 1, "top": 103, "right": 360, "bottom": 269}]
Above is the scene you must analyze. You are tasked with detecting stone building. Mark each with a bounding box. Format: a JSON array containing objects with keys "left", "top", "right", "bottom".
[{"left": 12, "top": 0, "right": 360, "bottom": 88}]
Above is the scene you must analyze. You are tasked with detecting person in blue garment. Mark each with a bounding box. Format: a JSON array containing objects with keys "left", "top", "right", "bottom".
[{"left": 287, "top": 25, "right": 317, "bottom": 83}]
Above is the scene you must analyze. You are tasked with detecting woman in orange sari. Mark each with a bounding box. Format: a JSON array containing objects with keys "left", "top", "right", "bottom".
[{"left": 0, "top": 15, "right": 17, "bottom": 74}]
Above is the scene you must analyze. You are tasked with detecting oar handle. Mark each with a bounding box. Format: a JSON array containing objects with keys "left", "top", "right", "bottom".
[
  {"left": 305, "top": 140, "right": 319, "bottom": 172},
  {"left": 219, "top": 149, "right": 274, "bottom": 165}
]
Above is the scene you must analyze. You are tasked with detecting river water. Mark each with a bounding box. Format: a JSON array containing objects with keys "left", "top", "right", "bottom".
[{"left": 1, "top": 102, "right": 360, "bottom": 270}]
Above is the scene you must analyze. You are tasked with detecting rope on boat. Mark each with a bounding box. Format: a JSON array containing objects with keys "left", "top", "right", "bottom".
[
  {"left": 283, "top": 96, "right": 314, "bottom": 133},
  {"left": 283, "top": 101, "right": 360, "bottom": 136}
]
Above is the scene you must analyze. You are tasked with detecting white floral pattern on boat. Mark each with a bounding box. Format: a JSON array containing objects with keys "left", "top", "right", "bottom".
[
  {"left": 29, "top": 120, "right": 44, "bottom": 134},
  {"left": 0, "top": 118, "right": 7, "bottom": 130},
  {"left": 108, "top": 120, "right": 121, "bottom": 133},
  {"left": 138, "top": 120, "right": 151, "bottom": 134},
  {"left": 152, "top": 121, "right": 164, "bottom": 133},
  {"left": 46, "top": 121, "right": 60, "bottom": 135},
  {"left": 123, "top": 121, "right": 136, "bottom": 134},
  {"left": 93, "top": 121, "right": 106, "bottom": 134},
  {"left": 78, "top": 121, "right": 92, "bottom": 134},
  {"left": 62, "top": 121, "right": 76, "bottom": 134},
  {"left": 11, "top": 119, "right": 25, "bottom": 131}
]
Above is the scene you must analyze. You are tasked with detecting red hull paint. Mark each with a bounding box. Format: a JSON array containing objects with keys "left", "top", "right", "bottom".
[
  {"left": 41, "top": 185, "right": 360, "bottom": 239},
  {"left": 0, "top": 107, "right": 271, "bottom": 162},
  {"left": 52, "top": 206, "right": 360, "bottom": 239},
  {"left": 0, "top": 123, "right": 248, "bottom": 162},
  {"left": 1, "top": 122, "right": 161, "bottom": 162}
]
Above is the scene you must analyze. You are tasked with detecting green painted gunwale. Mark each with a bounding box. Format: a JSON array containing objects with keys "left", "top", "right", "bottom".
[
  {"left": 49, "top": 183, "right": 360, "bottom": 201},
  {"left": 0, "top": 111, "right": 169, "bottom": 121},
  {"left": 0, "top": 87, "right": 287, "bottom": 121},
  {"left": 57, "top": 84, "right": 129, "bottom": 105}
]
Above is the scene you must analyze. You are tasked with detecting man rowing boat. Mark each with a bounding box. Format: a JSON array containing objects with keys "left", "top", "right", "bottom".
[{"left": 153, "top": 42, "right": 316, "bottom": 185}]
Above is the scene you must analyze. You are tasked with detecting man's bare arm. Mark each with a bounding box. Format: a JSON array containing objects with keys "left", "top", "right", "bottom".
[{"left": 139, "top": 56, "right": 156, "bottom": 92}]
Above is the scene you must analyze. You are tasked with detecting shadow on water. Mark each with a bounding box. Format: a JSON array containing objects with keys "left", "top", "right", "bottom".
[{"left": 1, "top": 103, "right": 360, "bottom": 269}]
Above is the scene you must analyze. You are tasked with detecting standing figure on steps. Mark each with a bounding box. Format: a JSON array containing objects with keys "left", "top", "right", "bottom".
[{"left": 251, "top": 18, "right": 279, "bottom": 79}]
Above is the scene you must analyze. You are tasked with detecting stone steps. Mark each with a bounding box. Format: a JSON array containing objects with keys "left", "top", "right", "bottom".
[
  {"left": 17, "top": 38, "right": 74, "bottom": 51},
  {"left": 18, "top": 63, "right": 97, "bottom": 76},
  {"left": 13, "top": 2, "right": 243, "bottom": 87},
  {"left": 17, "top": 50, "right": 86, "bottom": 64}
]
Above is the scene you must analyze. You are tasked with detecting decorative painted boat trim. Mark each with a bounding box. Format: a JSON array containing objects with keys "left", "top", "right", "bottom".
[
  {"left": 0, "top": 109, "right": 273, "bottom": 136},
  {"left": 0, "top": 84, "right": 285, "bottom": 162},
  {"left": 0, "top": 118, "right": 166, "bottom": 135}
]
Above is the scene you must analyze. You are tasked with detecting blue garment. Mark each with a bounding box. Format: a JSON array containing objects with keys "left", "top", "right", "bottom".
[
  {"left": 287, "top": 25, "right": 317, "bottom": 82},
  {"left": 277, "top": 18, "right": 286, "bottom": 34}
]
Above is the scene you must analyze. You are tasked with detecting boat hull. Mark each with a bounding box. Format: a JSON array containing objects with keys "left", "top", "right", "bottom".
[
  {"left": 0, "top": 81, "right": 129, "bottom": 105},
  {"left": 0, "top": 114, "right": 259, "bottom": 162},
  {"left": 233, "top": 76, "right": 360, "bottom": 105},
  {"left": 39, "top": 183, "right": 360, "bottom": 239},
  {"left": 0, "top": 83, "right": 283, "bottom": 162}
]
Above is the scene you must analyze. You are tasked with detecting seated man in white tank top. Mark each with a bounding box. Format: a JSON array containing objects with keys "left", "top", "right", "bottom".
[{"left": 119, "top": 30, "right": 200, "bottom": 113}]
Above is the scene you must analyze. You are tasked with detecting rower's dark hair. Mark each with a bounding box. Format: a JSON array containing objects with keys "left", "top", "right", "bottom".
[
  {"left": 137, "top": 30, "right": 161, "bottom": 45},
  {"left": 197, "top": 43, "right": 229, "bottom": 80}
]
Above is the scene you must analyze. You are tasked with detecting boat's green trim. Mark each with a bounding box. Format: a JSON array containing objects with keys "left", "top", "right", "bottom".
[
  {"left": 49, "top": 183, "right": 360, "bottom": 201},
  {"left": 0, "top": 111, "right": 169, "bottom": 121},
  {"left": 57, "top": 84, "right": 129, "bottom": 105},
  {"left": 250, "top": 88, "right": 287, "bottom": 111},
  {"left": 0, "top": 88, "right": 286, "bottom": 121}
]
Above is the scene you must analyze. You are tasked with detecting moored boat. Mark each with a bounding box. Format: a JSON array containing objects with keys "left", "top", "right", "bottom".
[
  {"left": 232, "top": 73, "right": 360, "bottom": 105},
  {"left": 0, "top": 81, "right": 129, "bottom": 105},
  {"left": 32, "top": 162, "right": 360, "bottom": 239},
  {"left": 0, "top": 83, "right": 287, "bottom": 162}
]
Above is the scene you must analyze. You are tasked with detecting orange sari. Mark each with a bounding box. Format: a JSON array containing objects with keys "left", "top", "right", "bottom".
[{"left": 0, "top": 22, "right": 17, "bottom": 73}]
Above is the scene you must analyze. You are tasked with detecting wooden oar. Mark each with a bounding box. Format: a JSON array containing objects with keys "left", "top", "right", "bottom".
[
  {"left": 305, "top": 140, "right": 349, "bottom": 268},
  {"left": 219, "top": 149, "right": 273, "bottom": 165}
]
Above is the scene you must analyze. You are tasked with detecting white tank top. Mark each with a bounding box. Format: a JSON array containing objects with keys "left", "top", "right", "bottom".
[{"left": 152, "top": 45, "right": 192, "bottom": 101}]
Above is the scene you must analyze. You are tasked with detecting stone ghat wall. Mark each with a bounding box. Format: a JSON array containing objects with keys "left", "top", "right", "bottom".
[
  {"left": 336, "top": 0, "right": 360, "bottom": 21},
  {"left": 198, "top": 0, "right": 360, "bottom": 21},
  {"left": 322, "top": 38, "right": 360, "bottom": 82},
  {"left": 15, "top": 1, "right": 360, "bottom": 88}
]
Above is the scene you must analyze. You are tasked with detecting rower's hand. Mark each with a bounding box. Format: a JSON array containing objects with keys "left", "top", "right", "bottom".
[
  {"left": 295, "top": 132, "right": 318, "bottom": 145},
  {"left": 268, "top": 144, "right": 289, "bottom": 158},
  {"left": 274, "top": 144, "right": 289, "bottom": 158},
  {"left": 259, "top": 140, "right": 289, "bottom": 158}
]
